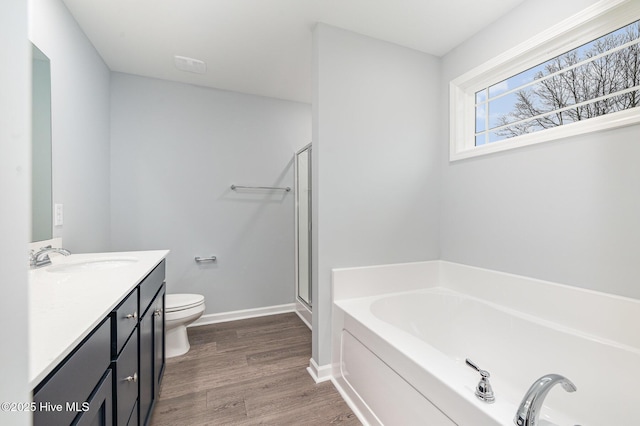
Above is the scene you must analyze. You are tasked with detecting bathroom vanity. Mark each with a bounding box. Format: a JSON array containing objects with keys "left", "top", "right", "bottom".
[{"left": 29, "top": 250, "right": 169, "bottom": 426}]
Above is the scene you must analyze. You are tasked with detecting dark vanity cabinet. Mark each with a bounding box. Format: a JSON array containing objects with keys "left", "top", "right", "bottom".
[{"left": 33, "top": 260, "right": 166, "bottom": 426}]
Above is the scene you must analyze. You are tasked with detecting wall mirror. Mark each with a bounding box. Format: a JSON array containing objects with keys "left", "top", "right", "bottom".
[{"left": 31, "top": 43, "right": 53, "bottom": 242}]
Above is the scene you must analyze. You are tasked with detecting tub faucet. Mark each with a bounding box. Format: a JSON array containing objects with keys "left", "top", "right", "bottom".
[
  {"left": 514, "top": 374, "right": 576, "bottom": 426},
  {"left": 30, "top": 245, "right": 71, "bottom": 268},
  {"left": 465, "top": 358, "right": 495, "bottom": 403}
]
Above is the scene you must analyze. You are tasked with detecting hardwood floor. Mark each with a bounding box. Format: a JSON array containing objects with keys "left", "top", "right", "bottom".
[{"left": 149, "top": 313, "right": 360, "bottom": 425}]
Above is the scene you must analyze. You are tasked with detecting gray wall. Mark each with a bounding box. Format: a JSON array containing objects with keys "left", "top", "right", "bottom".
[
  {"left": 0, "top": 0, "right": 30, "bottom": 423},
  {"left": 30, "top": 0, "right": 111, "bottom": 252},
  {"left": 110, "top": 73, "right": 311, "bottom": 314},
  {"left": 440, "top": 0, "right": 640, "bottom": 299},
  {"left": 313, "top": 24, "right": 441, "bottom": 365}
]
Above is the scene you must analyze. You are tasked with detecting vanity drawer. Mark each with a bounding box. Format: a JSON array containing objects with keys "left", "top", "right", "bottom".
[
  {"left": 112, "top": 288, "right": 139, "bottom": 356},
  {"left": 139, "top": 260, "right": 165, "bottom": 315},
  {"left": 34, "top": 318, "right": 111, "bottom": 426},
  {"left": 113, "top": 331, "right": 138, "bottom": 426}
]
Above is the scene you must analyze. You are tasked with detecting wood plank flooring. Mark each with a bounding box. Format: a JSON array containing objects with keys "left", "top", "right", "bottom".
[{"left": 149, "top": 313, "right": 360, "bottom": 425}]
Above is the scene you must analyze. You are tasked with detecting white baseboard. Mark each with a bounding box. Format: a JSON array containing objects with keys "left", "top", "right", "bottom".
[
  {"left": 306, "top": 358, "right": 332, "bottom": 383},
  {"left": 295, "top": 299, "right": 312, "bottom": 330},
  {"left": 190, "top": 303, "right": 296, "bottom": 327},
  {"left": 295, "top": 310, "right": 312, "bottom": 330}
]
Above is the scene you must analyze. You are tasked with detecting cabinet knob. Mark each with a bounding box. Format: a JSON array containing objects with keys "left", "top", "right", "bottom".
[
  {"left": 124, "top": 373, "right": 138, "bottom": 383},
  {"left": 125, "top": 312, "right": 138, "bottom": 320},
  {"left": 153, "top": 309, "right": 163, "bottom": 317}
]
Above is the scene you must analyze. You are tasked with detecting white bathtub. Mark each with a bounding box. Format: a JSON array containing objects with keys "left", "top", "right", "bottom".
[{"left": 331, "top": 261, "right": 640, "bottom": 426}]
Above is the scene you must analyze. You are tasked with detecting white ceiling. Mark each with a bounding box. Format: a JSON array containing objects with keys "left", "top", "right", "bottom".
[{"left": 62, "top": 0, "right": 525, "bottom": 103}]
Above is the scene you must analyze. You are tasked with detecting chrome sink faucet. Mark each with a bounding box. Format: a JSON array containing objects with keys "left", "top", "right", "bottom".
[
  {"left": 514, "top": 374, "right": 577, "bottom": 426},
  {"left": 29, "top": 245, "right": 71, "bottom": 268}
]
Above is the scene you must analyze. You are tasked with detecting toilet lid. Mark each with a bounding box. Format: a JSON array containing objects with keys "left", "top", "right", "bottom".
[{"left": 166, "top": 294, "right": 205, "bottom": 312}]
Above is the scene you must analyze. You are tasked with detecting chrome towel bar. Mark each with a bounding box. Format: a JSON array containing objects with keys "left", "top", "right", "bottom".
[{"left": 231, "top": 184, "right": 291, "bottom": 192}]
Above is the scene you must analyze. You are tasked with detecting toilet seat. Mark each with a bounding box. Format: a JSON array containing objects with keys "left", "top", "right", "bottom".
[{"left": 166, "top": 294, "right": 205, "bottom": 313}]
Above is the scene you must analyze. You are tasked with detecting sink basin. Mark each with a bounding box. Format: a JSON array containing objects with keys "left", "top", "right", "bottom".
[{"left": 47, "top": 258, "right": 138, "bottom": 273}]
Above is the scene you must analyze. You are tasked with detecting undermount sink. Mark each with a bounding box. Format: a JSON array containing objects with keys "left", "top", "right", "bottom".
[{"left": 47, "top": 257, "right": 138, "bottom": 273}]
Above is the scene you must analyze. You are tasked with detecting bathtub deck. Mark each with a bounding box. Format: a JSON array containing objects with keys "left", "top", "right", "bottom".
[{"left": 150, "top": 313, "right": 359, "bottom": 425}]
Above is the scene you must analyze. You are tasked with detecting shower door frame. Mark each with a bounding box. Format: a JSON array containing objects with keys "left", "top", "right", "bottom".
[{"left": 294, "top": 143, "right": 312, "bottom": 324}]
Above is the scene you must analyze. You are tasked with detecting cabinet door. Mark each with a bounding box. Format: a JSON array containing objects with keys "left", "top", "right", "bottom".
[
  {"left": 74, "top": 369, "right": 113, "bottom": 426},
  {"left": 34, "top": 319, "right": 111, "bottom": 426},
  {"left": 138, "top": 306, "right": 153, "bottom": 425},
  {"left": 153, "top": 285, "right": 165, "bottom": 398},
  {"left": 139, "top": 284, "right": 165, "bottom": 426}
]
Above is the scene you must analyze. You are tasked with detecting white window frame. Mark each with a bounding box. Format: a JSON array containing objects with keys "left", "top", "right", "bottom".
[{"left": 450, "top": 0, "right": 640, "bottom": 161}]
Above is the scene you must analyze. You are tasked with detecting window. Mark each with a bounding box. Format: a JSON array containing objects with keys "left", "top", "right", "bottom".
[{"left": 450, "top": 0, "right": 640, "bottom": 161}]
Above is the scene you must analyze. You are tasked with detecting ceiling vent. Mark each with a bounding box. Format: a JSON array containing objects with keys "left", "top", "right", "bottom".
[{"left": 174, "top": 56, "right": 207, "bottom": 74}]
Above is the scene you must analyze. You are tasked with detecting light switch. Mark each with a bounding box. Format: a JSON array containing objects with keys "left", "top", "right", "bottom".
[{"left": 54, "top": 203, "right": 63, "bottom": 227}]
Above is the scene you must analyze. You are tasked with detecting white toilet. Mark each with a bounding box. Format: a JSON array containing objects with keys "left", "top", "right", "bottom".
[{"left": 165, "top": 293, "right": 205, "bottom": 358}]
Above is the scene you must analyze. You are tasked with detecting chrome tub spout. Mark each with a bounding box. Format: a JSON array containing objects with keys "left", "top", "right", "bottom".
[{"left": 514, "top": 374, "right": 576, "bottom": 426}]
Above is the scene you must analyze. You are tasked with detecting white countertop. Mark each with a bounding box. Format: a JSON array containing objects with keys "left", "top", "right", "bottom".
[{"left": 28, "top": 250, "right": 169, "bottom": 388}]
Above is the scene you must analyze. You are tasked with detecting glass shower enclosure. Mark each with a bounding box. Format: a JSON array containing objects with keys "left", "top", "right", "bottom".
[{"left": 295, "top": 144, "right": 312, "bottom": 311}]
